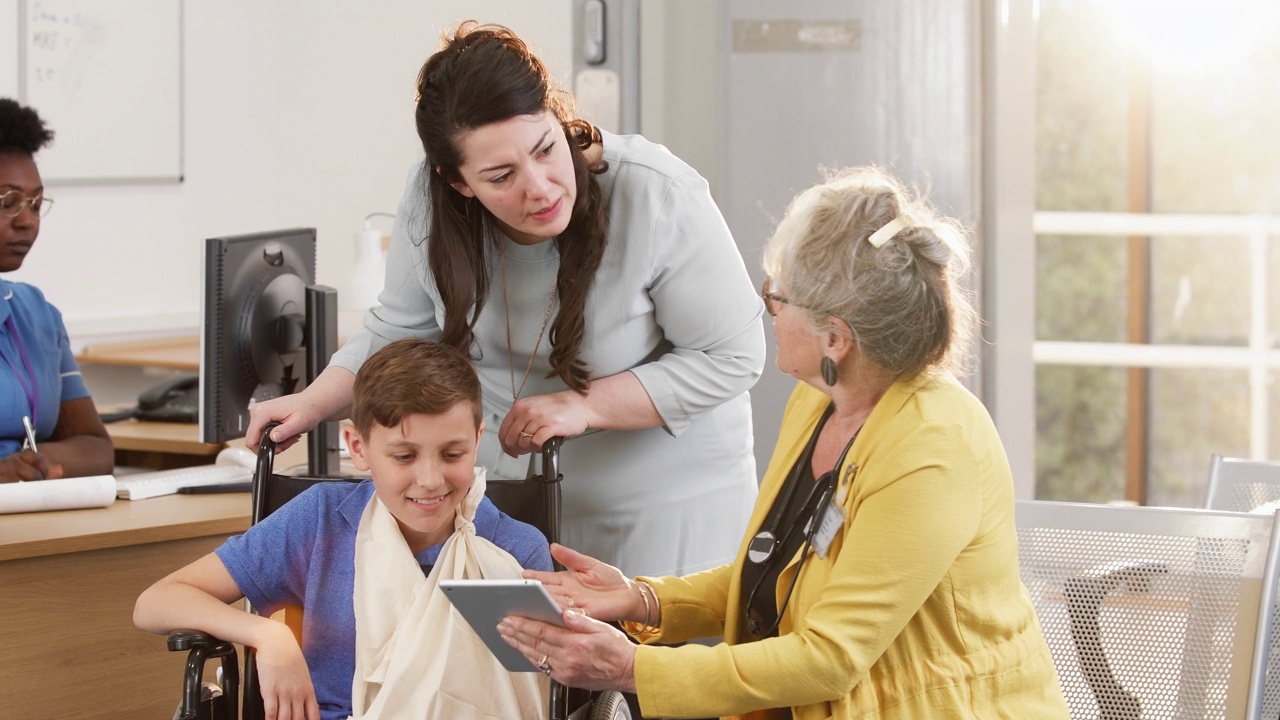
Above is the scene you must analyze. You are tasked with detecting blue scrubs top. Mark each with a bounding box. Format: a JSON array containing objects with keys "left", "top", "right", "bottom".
[{"left": 0, "top": 279, "right": 91, "bottom": 456}]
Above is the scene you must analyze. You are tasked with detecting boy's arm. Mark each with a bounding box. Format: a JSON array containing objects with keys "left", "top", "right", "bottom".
[{"left": 134, "top": 553, "right": 321, "bottom": 720}]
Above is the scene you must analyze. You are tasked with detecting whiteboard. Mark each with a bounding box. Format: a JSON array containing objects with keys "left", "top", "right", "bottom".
[{"left": 19, "top": 0, "right": 182, "bottom": 184}]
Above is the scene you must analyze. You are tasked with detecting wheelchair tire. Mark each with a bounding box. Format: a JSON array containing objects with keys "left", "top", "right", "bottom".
[{"left": 587, "top": 690, "right": 632, "bottom": 720}]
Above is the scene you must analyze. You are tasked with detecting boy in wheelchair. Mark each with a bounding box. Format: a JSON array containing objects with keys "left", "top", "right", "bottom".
[{"left": 134, "top": 339, "right": 554, "bottom": 720}]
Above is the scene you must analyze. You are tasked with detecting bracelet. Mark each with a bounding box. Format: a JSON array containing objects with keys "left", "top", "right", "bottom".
[{"left": 634, "top": 579, "right": 660, "bottom": 634}]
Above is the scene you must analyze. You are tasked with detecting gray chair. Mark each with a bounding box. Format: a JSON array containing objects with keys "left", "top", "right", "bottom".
[
  {"left": 1204, "top": 453, "right": 1280, "bottom": 514},
  {"left": 1204, "top": 454, "right": 1280, "bottom": 719},
  {"left": 1016, "top": 500, "right": 1280, "bottom": 719}
]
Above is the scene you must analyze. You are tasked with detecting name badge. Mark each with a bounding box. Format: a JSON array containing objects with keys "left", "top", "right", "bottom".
[{"left": 812, "top": 501, "right": 844, "bottom": 559}]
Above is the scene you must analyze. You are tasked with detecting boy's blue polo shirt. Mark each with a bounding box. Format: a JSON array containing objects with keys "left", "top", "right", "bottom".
[{"left": 217, "top": 480, "right": 553, "bottom": 720}]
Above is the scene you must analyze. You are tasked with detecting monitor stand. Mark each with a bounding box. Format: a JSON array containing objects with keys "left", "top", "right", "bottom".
[{"left": 305, "top": 285, "right": 341, "bottom": 477}]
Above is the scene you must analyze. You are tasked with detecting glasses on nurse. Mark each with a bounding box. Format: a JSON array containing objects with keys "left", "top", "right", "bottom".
[{"left": 0, "top": 191, "right": 54, "bottom": 219}]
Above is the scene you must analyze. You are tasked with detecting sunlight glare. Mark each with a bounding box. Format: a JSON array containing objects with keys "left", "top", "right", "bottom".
[{"left": 1103, "top": 0, "right": 1280, "bottom": 74}]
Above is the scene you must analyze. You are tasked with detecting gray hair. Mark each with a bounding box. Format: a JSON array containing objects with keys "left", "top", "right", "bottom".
[{"left": 762, "top": 166, "right": 977, "bottom": 381}]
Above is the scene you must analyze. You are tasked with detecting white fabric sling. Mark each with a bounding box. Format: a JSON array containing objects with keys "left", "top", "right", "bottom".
[{"left": 349, "top": 467, "right": 548, "bottom": 719}]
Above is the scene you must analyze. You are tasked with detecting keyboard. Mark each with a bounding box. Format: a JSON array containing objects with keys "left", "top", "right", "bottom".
[{"left": 116, "top": 464, "right": 254, "bottom": 501}]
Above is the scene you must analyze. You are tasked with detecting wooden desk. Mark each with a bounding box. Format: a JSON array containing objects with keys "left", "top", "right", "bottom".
[
  {"left": 107, "top": 417, "right": 224, "bottom": 469},
  {"left": 0, "top": 493, "right": 251, "bottom": 719},
  {"left": 75, "top": 335, "right": 199, "bottom": 371}
]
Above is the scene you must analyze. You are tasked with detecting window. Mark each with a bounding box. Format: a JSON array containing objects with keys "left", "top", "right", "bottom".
[{"left": 1033, "top": 0, "right": 1280, "bottom": 505}]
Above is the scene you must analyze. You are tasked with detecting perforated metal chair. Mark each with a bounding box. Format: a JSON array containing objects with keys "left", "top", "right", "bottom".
[
  {"left": 1204, "top": 454, "right": 1280, "bottom": 514},
  {"left": 1016, "top": 500, "right": 1280, "bottom": 720},
  {"left": 1203, "top": 454, "right": 1280, "bottom": 719}
]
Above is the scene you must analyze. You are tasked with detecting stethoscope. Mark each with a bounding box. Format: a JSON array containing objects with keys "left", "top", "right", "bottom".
[{"left": 743, "top": 415, "right": 855, "bottom": 638}]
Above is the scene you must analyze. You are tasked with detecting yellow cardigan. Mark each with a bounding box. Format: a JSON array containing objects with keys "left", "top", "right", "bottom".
[{"left": 631, "top": 375, "right": 1068, "bottom": 719}]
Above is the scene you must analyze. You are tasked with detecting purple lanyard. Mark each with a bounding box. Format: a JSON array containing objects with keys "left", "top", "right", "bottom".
[{"left": 1, "top": 315, "right": 39, "bottom": 428}]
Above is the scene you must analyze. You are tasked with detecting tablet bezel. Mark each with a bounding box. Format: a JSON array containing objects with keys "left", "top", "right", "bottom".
[{"left": 439, "top": 578, "right": 566, "bottom": 672}]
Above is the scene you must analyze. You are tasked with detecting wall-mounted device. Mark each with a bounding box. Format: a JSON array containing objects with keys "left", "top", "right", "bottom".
[{"left": 572, "top": 0, "right": 640, "bottom": 135}]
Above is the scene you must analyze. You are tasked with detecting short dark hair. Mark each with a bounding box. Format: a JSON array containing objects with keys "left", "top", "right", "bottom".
[
  {"left": 350, "top": 339, "right": 482, "bottom": 436},
  {"left": 0, "top": 99, "right": 54, "bottom": 157}
]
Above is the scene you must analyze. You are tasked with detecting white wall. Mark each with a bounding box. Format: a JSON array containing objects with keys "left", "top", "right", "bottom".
[{"left": 8, "top": 0, "right": 571, "bottom": 347}]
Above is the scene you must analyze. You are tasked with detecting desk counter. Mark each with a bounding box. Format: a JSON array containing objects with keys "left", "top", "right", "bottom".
[{"left": 0, "top": 492, "right": 251, "bottom": 719}]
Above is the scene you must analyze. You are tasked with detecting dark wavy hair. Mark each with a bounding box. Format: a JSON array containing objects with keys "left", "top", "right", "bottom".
[
  {"left": 0, "top": 98, "right": 54, "bottom": 157},
  {"left": 414, "top": 22, "right": 609, "bottom": 393}
]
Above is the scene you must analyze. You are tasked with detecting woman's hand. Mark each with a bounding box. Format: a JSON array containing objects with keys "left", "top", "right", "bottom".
[
  {"left": 498, "top": 606, "right": 638, "bottom": 694},
  {"left": 0, "top": 450, "right": 63, "bottom": 482},
  {"left": 244, "top": 394, "right": 321, "bottom": 453},
  {"left": 499, "top": 390, "right": 593, "bottom": 456},
  {"left": 253, "top": 622, "right": 321, "bottom": 720},
  {"left": 523, "top": 544, "right": 647, "bottom": 624},
  {"left": 244, "top": 367, "right": 356, "bottom": 452}
]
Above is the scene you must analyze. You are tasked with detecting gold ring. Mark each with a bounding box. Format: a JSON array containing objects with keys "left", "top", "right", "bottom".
[
  {"left": 520, "top": 431, "right": 534, "bottom": 439},
  {"left": 536, "top": 653, "right": 551, "bottom": 675}
]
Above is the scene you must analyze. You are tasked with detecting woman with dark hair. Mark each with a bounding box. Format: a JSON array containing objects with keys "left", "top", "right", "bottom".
[
  {"left": 246, "top": 22, "right": 764, "bottom": 577},
  {"left": 0, "top": 98, "right": 113, "bottom": 482},
  {"left": 497, "top": 167, "right": 1068, "bottom": 719}
]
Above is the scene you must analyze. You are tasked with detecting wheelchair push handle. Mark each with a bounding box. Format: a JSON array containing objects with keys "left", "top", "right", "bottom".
[
  {"left": 533, "top": 436, "right": 564, "bottom": 484},
  {"left": 251, "top": 421, "right": 284, "bottom": 525}
]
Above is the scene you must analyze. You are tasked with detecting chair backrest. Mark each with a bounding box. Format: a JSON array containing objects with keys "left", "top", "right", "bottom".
[
  {"left": 1204, "top": 453, "right": 1280, "bottom": 513},
  {"left": 1016, "top": 500, "right": 1280, "bottom": 720}
]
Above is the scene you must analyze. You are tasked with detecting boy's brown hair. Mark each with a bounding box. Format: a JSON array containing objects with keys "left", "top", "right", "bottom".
[{"left": 350, "top": 339, "right": 482, "bottom": 436}]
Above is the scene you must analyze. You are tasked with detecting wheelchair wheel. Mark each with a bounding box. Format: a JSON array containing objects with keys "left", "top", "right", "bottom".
[{"left": 587, "top": 690, "right": 632, "bottom": 720}]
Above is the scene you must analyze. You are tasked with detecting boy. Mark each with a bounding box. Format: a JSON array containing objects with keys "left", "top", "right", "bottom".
[{"left": 134, "top": 339, "right": 553, "bottom": 720}]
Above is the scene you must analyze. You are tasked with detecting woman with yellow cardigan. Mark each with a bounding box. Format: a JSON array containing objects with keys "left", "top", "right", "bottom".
[{"left": 498, "top": 166, "right": 1068, "bottom": 719}]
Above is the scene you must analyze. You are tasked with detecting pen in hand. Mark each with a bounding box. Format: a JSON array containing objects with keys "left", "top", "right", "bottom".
[
  {"left": 16, "top": 416, "right": 42, "bottom": 482},
  {"left": 21, "top": 415, "right": 37, "bottom": 453}
]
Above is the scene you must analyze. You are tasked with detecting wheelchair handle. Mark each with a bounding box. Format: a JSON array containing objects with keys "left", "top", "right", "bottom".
[
  {"left": 251, "top": 421, "right": 284, "bottom": 525},
  {"left": 533, "top": 436, "right": 564, "bottom": 484}
]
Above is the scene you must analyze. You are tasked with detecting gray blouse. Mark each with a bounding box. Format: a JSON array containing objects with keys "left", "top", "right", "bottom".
[{"left": 332, "top": 131, "right": 765, "bottom": 576}]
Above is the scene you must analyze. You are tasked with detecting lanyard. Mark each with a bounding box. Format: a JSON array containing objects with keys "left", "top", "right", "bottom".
[{"left": 1, "top": 315, "right": 39, "bottom": 428}]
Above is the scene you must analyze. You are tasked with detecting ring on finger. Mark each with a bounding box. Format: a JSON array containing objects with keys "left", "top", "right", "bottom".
[
  {"left": 536, "top": 653, "right": 552, "bottom": 675},
  {"left": 520, "top": 431, "right": 534, "bottom": 439}
]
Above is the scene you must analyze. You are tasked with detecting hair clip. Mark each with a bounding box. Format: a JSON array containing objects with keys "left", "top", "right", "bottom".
[{"left": 867, "top": 217, "right": 907, "bottom": 248}]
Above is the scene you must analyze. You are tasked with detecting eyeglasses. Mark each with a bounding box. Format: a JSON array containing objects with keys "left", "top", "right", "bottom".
[
  {"left": 0, "top": 191, "right": 53, "bottom": 219},
  {"left": 761, "top": 277, "right": 792, "bottom": 317}
]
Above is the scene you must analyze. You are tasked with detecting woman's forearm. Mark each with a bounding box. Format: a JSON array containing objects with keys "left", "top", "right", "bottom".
[{"left": 580, "top": 371, "right": 662, "bottom": 431}]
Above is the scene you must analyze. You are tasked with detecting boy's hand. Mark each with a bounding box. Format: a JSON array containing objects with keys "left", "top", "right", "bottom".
[{"left": 254, "top": 622, "right": 320, "bottom": 720}]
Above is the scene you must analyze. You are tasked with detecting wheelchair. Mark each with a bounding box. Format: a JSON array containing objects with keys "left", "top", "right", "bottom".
[{"left": 166, "top": 423, "right": 631, "bottom": 720}]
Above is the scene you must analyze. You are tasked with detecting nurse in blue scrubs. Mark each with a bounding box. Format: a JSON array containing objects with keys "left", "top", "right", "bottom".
[{"left": 0, "top": 99, "right": 113, "bottom": 482}]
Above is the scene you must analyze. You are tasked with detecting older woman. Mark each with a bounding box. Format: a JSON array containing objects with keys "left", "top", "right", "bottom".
[{"left": 497, "top": 167, "right": 1068, "bottom": 719}]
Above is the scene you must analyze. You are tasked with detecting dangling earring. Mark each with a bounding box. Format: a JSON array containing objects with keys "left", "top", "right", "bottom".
[{"left": 821, "top": 356, "right": 839, "bottom": 387}]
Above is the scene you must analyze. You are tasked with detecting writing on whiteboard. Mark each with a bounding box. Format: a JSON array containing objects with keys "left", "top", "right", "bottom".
[{"left": 28, "top": 1, "right": 105, "bottom": 94}]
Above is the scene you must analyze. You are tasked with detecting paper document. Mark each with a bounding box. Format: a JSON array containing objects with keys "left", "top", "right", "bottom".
[{"left": 0, "top": 475, "right": 117, "bottom": 515}]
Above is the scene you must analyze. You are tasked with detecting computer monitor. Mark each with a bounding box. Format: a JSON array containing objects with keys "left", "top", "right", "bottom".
[{"left": 198, "top": 228, "right": 340, "bottom": 475}]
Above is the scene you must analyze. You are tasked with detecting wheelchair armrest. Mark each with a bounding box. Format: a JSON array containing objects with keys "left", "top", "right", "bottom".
[
  {"left": 167, "top": 630, "right": 241, "bottom": 720},
  {"left": 168, "top": 629, "right": 236, "bottom": 653}
]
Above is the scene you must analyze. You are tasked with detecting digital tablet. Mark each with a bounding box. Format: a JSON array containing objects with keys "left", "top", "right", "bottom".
[{"left": 439, "top": 578, "right": 566, "bottom": 672}]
